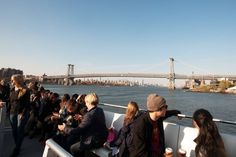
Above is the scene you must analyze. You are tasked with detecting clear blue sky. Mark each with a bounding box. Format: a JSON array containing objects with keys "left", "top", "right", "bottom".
[{"left": 1, "top": 0, "right": 236, "bottom": 77}]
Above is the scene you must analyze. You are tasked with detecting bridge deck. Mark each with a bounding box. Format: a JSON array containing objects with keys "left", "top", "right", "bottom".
[{"left": 43, "top": 73, "right": 236, "bottom": 80}]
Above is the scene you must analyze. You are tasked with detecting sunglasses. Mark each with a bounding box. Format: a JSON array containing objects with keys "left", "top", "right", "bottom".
[{"left": 158, "top": 105, "right": 168, "bottom": 111}]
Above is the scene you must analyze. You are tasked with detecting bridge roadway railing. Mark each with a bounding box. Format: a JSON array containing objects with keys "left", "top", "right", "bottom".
[
  {"left": 43, "top": 73, "right": 169, "bottom": 79},
  {"left": 43, "top": 73, "right": 236, "bottom": 80}
]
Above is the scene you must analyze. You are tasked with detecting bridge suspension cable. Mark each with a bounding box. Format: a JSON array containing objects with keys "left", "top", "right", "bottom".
[
  {"left": 75, "top": 61, "right": 168, "bottom": 73},
  {"left": 175, "top": 59, "right": 215, "bottom": 77},
  {"left": 135, "top": 61, "right": 168, "bottom": 72}
]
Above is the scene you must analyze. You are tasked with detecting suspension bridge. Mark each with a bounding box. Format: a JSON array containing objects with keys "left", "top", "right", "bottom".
[{"left": 41, "top": 58, "right": 236, "bottom": 89}]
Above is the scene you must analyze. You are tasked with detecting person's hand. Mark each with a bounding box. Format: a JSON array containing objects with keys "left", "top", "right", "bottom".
[
  {"left": 0, "top": 101, "right": 5, "bottom": 108},
  {"left": 103, "top": 141, "right": 111, "bottom": 150},
  {"left": 58, "top": 123, "right": 66, "bottom": 131},
  {"left": 18, "top": 113, "right": 24, "bottom": 120},
  {"left": 177, "top": 113, "right": 186, "bottom": 120},
  {"left": 73, "top": 114, "right": 82, "bottom": 121},
  {"left": 50, "top": 115, "right": 57, "bottom": 121},
  {"left": 177, "top": 115, "right": 183, "bottom": 120},
  {"left": 52, "top": 112, "right": 59, "bottom": 117}
]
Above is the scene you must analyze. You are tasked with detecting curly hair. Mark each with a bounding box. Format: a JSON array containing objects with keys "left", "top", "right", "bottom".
[{"left": 193, "top": 109, "right": 227, "bottom": 157}]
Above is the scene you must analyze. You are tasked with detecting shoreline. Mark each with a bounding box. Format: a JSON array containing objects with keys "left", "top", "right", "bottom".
[{"left": 184, "top": 88, "right": 236, "bottom": 95}]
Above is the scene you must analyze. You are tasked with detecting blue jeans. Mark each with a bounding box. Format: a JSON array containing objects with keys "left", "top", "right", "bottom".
[{"left": 9, "top": 112, "right": 29, "bottom": 151}]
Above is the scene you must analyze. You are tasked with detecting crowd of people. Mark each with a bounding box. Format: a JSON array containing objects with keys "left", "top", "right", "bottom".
[{"left": 0, "top": 74, "right": 228, "bottom": 157}]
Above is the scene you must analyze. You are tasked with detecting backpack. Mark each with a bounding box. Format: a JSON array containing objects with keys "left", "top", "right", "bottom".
[{"left": 107, "top": 127, "right": 118, "bottom": 143}]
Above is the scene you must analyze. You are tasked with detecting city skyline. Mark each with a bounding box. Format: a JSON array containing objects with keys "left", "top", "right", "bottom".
[{"left": 1, "top": 1, "right": 236, "bottom": 79}]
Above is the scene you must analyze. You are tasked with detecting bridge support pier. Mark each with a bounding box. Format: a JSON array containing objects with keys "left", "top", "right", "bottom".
[
  {"left": 168, "top": 58, "right": 175, "bottom": 90},
  {"left": 67, "top": 64, "right": 74, "bottom": 76},
  {"left": 64, "top": 78, "right": 74, "bottom": 86}
]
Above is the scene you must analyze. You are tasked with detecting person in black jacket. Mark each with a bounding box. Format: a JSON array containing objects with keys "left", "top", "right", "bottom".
[
  {"left": 58, "top": 93, "right": 108, "bottom": 157},
  {"left": 109, "top": 101, "right": 140, "bottom": 147},
  {"left": 124, "top": 93, "right": 181, "bottom": 157},
  {"left": 9, "top": 74, "right": 30, "bottom": 157}
]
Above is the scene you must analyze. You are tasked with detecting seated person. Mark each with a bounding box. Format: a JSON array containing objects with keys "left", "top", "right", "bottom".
[
  {"left": 193, "top": 108, "right": 227, "bottom": 157},
  {"left": 119, "top": 94, "right": 181, "bottom": 157},
  {"left": 53, "top": 99, "right": 79, "bottom": 148},
  {"left": 58, "top": 93, "right": 108, "bottom": 157},
  {"left": 108, "top": 101, "right": 140, "bottom": 148}
]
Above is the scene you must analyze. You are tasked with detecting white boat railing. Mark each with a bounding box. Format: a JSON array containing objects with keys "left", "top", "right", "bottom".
[
  {"left": 42, "top": 139, "right": 73, "bottom": 157},
  {"left": 178, "top": 114, "right": 236, "bottom": 125},
  {"left": 102, "top": 103, "right": 236, "bottom": 125}
]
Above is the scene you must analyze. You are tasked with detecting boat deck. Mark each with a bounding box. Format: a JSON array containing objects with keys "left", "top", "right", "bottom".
[
  {"left": 0, "top": 110, "right": 43, "bottom": 157},
  {"left": 2, "top": 129, "right": 44, "bottom": 157}
]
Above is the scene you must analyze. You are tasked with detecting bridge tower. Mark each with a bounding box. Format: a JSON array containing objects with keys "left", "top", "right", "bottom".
[
  {"left": 67, "top": 64, "right": 74, "bottom": 76},
  {"left": 169, "top": 58, "right": 175, "bottom": 90},
  {"left": 65, "top": 64, "right": 75, "bottom": 86}
]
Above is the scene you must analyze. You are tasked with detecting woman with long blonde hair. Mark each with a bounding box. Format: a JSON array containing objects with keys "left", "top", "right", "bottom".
[{"left": 9, "top": 74, "right": 30, "bottom": 157}]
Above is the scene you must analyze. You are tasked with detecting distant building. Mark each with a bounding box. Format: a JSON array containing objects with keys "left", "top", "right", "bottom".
[
  {"left": 217, "top": 78, "right": 228, "bottom": 81},
  {"left": 210, "top": 80, "right": 219, "bottom": 86},
  {"left": 0, "top": 68, "right": 23, "bottom": 80}
]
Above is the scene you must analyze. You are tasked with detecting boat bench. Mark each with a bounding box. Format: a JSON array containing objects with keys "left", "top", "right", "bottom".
[
  {"left": 43, "top": 111, "right": 236, "bottom": 157},
  {"left": 90, "top": 111, "right": 125, "bottom": 157}
]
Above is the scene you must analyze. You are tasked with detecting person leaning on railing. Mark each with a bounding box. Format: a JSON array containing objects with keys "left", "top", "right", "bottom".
[{"left": 120, "top": 93, "right": 181, "bottom": 157}]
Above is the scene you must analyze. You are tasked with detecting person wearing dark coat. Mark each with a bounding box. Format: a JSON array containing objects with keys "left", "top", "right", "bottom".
[
  {"left": 121, "top": 93, "right": 181, "bottom": 157},
  {"left": 58, "top": 93, "right": 108, "bottom": 157},
  {"left": 9, "top": 74, "right": 30, "bottom": 157}
]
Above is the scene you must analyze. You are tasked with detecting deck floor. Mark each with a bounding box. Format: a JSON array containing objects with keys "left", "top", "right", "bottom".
[{"left": 2, "top": 130, "right": 44, "bottom": 157}]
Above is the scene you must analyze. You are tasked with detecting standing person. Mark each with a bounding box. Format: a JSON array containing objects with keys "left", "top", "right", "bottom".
[
  {"left": 58, "top": 93, "right": 108, "bottom": 157},
  {"left": 193, "top": 109, "right": 227, "bottom": 157},
  {"left": 9, "top": 74, "right": 30, "bottom": 157},
  {"left": 124, "top": 93, "right": 181, "bottom": 157},
  {"left": 0, "top": 79, "right": 10, "bottom": 113}
]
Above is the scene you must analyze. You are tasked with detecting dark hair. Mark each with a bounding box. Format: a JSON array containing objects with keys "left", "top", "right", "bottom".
[
  {"left": 63, "top": 93, "right": 70, "bottom": 101},
  {"left": 193, "top": 109, "right": 227, "bottom": 157},
  {"left": 66, "top": 99, "right": 77, "bottom": 108},
  {"left": 72, "top": 93, "right": 79, "bottom": 100}
]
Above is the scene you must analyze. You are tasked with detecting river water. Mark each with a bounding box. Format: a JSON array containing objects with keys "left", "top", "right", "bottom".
[{"left": 43, "top": 84, "right": 236, "bottom": 134}]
